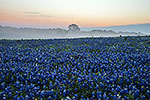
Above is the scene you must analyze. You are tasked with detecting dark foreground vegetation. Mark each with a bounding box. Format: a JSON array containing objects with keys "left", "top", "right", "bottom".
[{"left": 0, "top": 36, "right": 150, "bottom": 100}]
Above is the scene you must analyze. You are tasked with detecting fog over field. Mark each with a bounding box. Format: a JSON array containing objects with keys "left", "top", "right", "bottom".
[
  {"left": 82, "top": 23, "right": 150, "bottom": 34},
  {"left": 0, "top": 24, "right": 146, "bottom": 39}
]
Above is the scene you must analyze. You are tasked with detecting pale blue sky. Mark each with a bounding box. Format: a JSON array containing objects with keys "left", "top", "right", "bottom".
[{"left": 0, "top": 0, "right": 150, "bottom": 27}]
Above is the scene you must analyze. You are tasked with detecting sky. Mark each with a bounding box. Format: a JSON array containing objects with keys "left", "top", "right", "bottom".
[{"left": 0, "top": 0, "right": 150, "bottom": 28}]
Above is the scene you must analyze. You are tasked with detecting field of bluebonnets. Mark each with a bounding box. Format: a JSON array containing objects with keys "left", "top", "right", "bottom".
[{"left": 0, "top": 36, "right": 150, "bottom": 100}]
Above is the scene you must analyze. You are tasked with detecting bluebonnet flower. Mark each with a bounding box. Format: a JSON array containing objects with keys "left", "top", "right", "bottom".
[{"left": 0, "top": 36, "right": 149, "bottom": 99}]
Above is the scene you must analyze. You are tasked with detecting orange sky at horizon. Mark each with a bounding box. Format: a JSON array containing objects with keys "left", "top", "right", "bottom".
[
  {"left": 2, "top": 11, "right": 149, "bottom": 28},
  {"left": 0, "top": 0, "right": 150, "bottom": 28}
]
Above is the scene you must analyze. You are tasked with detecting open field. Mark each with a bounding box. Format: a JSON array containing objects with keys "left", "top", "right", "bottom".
[{"left": 0, "top": 36, "right": 150, "bottom": 99}]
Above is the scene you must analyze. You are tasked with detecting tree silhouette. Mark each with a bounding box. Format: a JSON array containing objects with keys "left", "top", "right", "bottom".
[{"left": 68, "top": 24, "right": 80, "bottom": 32}]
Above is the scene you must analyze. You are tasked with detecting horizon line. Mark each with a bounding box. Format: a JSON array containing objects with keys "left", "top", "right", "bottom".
[{"left": 0, "top": 22, "right": 150, "bottom": 29}]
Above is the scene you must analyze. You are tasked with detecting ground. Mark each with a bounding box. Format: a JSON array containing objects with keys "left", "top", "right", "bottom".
[{"left": 0, "top": 36, "right": 150, "bottom": 100}]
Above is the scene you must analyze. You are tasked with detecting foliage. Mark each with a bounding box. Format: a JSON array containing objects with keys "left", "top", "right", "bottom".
[{"left": 68, "top": 24, "right": 80, "bottom": 32}]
